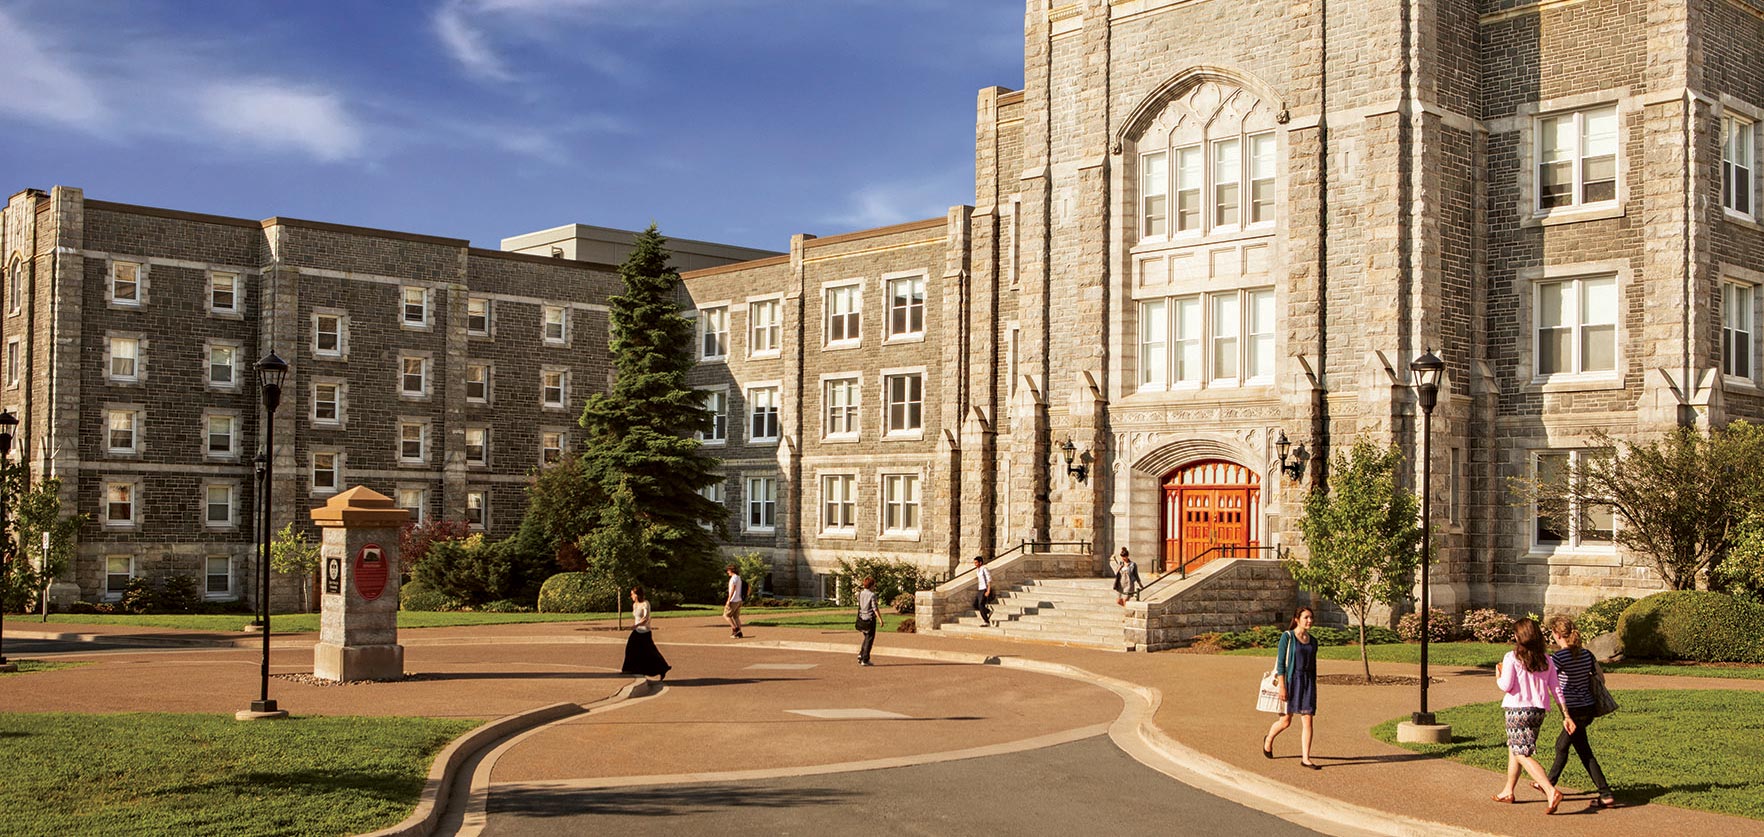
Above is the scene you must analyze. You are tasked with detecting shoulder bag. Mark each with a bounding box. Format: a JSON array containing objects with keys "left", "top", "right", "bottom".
[
  {"left": 1256, "top": 631, "right": 1293, "bottom": 714},
  {"left": 1589, "top": 655, "right": 1619, "bottom": 717}
]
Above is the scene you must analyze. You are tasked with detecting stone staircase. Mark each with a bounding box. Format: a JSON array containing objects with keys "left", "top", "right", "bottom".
[{"left": 936, "top": 577, "right": 1129, "bottom": 651}]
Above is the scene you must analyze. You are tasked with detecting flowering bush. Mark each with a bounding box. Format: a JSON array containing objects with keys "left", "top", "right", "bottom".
[
  {"left": 1460, "top": 608, "right": 1518, "bottom": 643},
  {"left": 1397, "top": 608, "right": 1459, "bottom": 642}
]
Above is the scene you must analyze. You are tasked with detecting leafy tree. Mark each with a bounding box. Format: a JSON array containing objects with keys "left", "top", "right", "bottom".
[
  {"left": 1718, "top": 515, "right": 1764, "bottom": 603},
  {"left": 1289, "top": 438, "right": 1423, "bottom": 682},
  {"left": 1515, "top": 423, "right": 1764, "bottom": 591},
  {"left": 519, "top": 455, "right": 604, "bottom": 570},
  {"left": 2, "top": 463, "right": 86, "bottom": 617},
  {"left": 581, "top": 485, "right": 655, "bottom": 629},
  {"left": 269, "top": 524, "right": 323, "bottom": 613},
  {"left": 398, "top": 518, "right": 472, "bottom": 576},
  {"left": 574, "top": 225, "right": 727, "bottom": 591}
]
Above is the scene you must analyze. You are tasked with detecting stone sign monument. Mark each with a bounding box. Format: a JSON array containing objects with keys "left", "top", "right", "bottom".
[{"left": 311, "top": 487, "right": 410, "bottom": 682}]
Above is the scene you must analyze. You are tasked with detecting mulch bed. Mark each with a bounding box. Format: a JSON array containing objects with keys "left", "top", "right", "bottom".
[
  {"left": 1317, "top": 674, "right": 1443, "bottom": 687},
  {"left": 274, "top": 672, "right": 434, "bottom": 687}
]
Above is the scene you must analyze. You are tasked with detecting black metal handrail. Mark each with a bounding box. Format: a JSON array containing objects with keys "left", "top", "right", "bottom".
[
  {"left": 933, "top": 539, "right": 1093, "bottom": 589},
  {"left": 1132, "top": 544, "right": 1286, "bottom": 601}
]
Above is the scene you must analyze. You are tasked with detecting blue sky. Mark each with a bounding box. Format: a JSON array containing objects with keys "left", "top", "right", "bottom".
[{"left": 0, "top": 1, "right": 1025, "bottom": 251}]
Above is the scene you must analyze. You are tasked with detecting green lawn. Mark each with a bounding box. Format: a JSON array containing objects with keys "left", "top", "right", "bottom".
[
  {"left": 41, "top": 604, "right": 820, "bottom": 634},
  {"left": 1603, "top": 660, "right": 1764, "bottom": 681},
  {"left": 748, "top": 610, "right": 878, "bottom": 629},
  {"left": 1374, "top": 690, "right": 1764, "bottom": 820},
  {"left": 1225, "top": 642, "right": 1510, "bottom": 669},
  {"left": 0, "top": 659, "right": 89, "bottom": 676},
  {"left": 0, "top": 712, "right": 479, "bottom": 837}
]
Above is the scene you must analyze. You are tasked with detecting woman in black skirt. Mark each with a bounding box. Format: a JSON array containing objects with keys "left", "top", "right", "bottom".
[{"left": 621, "top": 587, "right": 670, "bottom": 681}]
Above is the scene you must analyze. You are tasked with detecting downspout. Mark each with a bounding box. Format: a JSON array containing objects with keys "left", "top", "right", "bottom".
[
  {"left": 1313, "top": 0, "right": 1331, "bottom": 479},
  {"left": 1681, "top": 90, "right": 1694, "bottom": 428}
]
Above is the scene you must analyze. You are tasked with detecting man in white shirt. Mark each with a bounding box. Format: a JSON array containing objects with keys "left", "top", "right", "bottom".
[
  {"left": 725, "top": 564, "right": 745, "bottom": 638},
  {"left": 972, "top": 556, "right": 993, "bottom": 627}
]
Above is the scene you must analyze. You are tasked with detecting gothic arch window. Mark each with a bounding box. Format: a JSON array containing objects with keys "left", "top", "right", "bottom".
[
  {"left": 5, "top": 256, "right": 23, "bottom": 315},
  {"left": 1132, "top": 81, "right": 1281, "bottom": 243}
]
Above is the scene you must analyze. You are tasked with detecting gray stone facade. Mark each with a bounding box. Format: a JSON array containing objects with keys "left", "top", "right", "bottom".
[{"left": 683, "top": 0, "right": 1764, "bottom": 614}]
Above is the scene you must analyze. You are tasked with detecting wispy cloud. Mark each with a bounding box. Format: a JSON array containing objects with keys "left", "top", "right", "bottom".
[
  {"left": 0, "top": 7, "right": 105, "bottom": 130},
  {"left": 196, "top": 81, "right": 366, "bottom": 162},
  {"left": 827, "top": 173, "right": 959, "bottom": 231},
  {"left": 434, "top": 4, "right": 515, "bottom": 82},
  {"left": 432, "top": 0, "right": 751, "bottom": 83}
]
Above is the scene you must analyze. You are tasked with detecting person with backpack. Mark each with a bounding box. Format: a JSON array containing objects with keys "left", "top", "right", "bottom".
[
  {"left": 724, "top": 564, "right": 746, "bottom": 639},
  {"left": 855, "top": 576, "right": 881, "bottom": 666}
]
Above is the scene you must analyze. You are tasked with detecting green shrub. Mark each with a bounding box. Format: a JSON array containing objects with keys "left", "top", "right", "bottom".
[
  {"left": 537, "top": 571, "right": 620, "bottom": 614},
  {"left": 891, "top": 592, "right": 916, "bottom": 614},
  {"left": 399, "top": 581, "right": 459, "bottom": 613},
  {"left": 1577, "top": 596, "right": 1637, "bottom": 637},
  {"left": 1617, "top": 590, "right": 1764, "bottom": 663},
  {"left": 63, "top": 600, "right": 100, "bottom": 615},
  {"left": 896, "top": 617, "right": 916, "bottom": 633},
  {"left": 414, "top": 534, "right": 553, "bottom": 608},
  {"left": 1460, "top": 608, "right": 1518, "bottom": 644},
  {"left": 1310, "top": 625, "right": 1401, "bottom": 646},
  {"left": 1397, "top": 608, "right": 1460, "bottom": 642},
  {"left": 117, "top": 575, "right": 201, "bottom": 614},
  {"left": 476, "top": 599, "right": 533, "bottom": 613},
  {"left": 651, "top": 590, "right": 685, "bottom": 611},
  {"left": 832, "top": 557, "right": 941, "bottom": 605}
]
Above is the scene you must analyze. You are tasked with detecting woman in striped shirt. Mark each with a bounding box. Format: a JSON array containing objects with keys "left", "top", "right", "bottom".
[{"left": 1541, "top": 615, "right": 1618, "bottom": 809}]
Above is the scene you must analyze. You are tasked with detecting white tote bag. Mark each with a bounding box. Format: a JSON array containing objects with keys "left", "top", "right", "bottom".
[{"left": 1256, "top": 670, "right": 1284, "bottom": 714}]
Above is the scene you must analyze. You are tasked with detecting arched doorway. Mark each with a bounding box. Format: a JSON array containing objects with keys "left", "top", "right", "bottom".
[{"left": 1161, "top": 459, "right": 1261, "bottom": 574}]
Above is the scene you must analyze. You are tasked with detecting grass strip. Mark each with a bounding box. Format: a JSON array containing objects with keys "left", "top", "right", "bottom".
[
  {"left": 0, "top": 659, "right": 90, "bottom": 676},
  {"left": 42, "top": 604, "right": 831, "bottom": 634},
  {"left": 747, "top": 610, "right": 884, "bottom": 630},
  {"left": 1373, "top": 690, "right": 1764, "bottom": 820},
  {"left": 0, "top": 712, "right": 478, "bottom": 837},
  {"left": 1224, "top": 642, "right": 1510, "bottom": 669}
]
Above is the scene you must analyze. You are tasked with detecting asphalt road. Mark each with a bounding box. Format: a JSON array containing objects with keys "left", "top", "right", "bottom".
[
  {"left": 483, "top": 734, "right": 1320, "bottom": 837},
  {"left": 2, "top": 636, "right": 205, "bottom": 655}
]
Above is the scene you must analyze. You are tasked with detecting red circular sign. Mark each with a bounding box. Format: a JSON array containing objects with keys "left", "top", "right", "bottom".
[{"left": 354, "top": 544, "right": 389, "bottom": 601}]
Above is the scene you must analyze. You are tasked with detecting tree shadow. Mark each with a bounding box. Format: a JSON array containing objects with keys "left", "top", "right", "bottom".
[
  {"left": 152, "top": 768, "right": 421, "bottom": 806},
  {"left": 403, "top": 671, "right": 631, "bottom": 682},
  {"left": 654, "top": 677, "right": 805, "bottom": 687},
  {"left": 490, "top": 783, "right": 863, "bottom": 819},
  {"left": 1312, "top": 751, "right": 1445, "bottom": 766},
  {"left": 1612, "top": 780, "right": 1757, "bottom": 808}
]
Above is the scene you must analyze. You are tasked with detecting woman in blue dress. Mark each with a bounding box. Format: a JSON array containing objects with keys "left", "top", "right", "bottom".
[{"left": 1262, "top": 607, "right": 1321, "bottom": 769}]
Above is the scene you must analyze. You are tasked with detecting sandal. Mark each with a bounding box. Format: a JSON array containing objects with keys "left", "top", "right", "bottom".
[
  {"left": 1491, "top": 794, "right": 1514, "bottom": 804},
  {"left": 1546, "top": 790, "right": 1565, "bottom": 815}
]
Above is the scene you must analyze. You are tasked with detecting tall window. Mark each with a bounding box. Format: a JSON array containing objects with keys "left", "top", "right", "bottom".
[
  {"left": 204, "top": 484, "right": 233, "bottom": 527},
  {"left": 825, "top": 377, "right": 860, "bottom": 437},
  {"left": 314, "top": 313, "right": 344, "bottom": 357},
  {"left": 826, "top": 284, "right": 861, "bottom": 345},
  {"left": 467, "top": 297, "right": 490, "bottom": 335},
  {"left": 106, "top": 409, "right": 139, "bottom": 453},
  {"left": 1725, "top": 281, "right": 1755, "bottom": 379},
  {"left": 540, "top": 432, "right": 565, "bottom": 464},
  {"left": 748, "top": 386, "right": 780, "bottom": 442},
  {"left": 887, "top": 275, "right": 926, "bottom": 338},
  {"left": 106, "top": 556, "right": 133, "bottom": 597},
  {"left": 541, "top": 369, "right": 567, "bottom": 407},
  {"left": 1174, "top": 297, "right": 1202, "bottom": 384},
  {"left": 699, "top": 390, "right": 728, "bottom": 443},
  {"left": 1138, "top": 290, "right": 1272, "bottom": 390},
  {"left": 699, "top": 481, "right": 725, "bottom": 530},
  {"left": 1142, "top": 151, "right": 1168, "bottom": 236},
  {"left": 822, "top": 474, "right": 856, "bottom": 533},
  {"left": 746, "top": 477, "right": 776, "bottom": 531},
  {"left": 700, "top": 306, "right": 729, "bottom": 359},
  {"left": 312, "top": 451, "right": 339, "bottom": 493},
  {"left": 7, "top": 257, "right": 22, "bottom": 314},
  {"left": 207, "top": 344, "right": 237, "bottom": 388},
  {"left": 205, "top": 414, "right": 236, "bottom": 457},
  {"left": 465, "top": 490, "right": 487, "bottom": 530},
  {"left": 1533, "top": 451, "right": 1614, "bottom": 550},
  {"left": 882, "top": 474, "right": 921, "bottom": 535},
  {"left": 1538, "top": 106, "right": 1618, "bottom": 211},
  {"left": 542, "top": 305, "right": 568, "bottom": 343},
  {"left": 465, "top": 363, "right": 489, "bottom": 403},
  {"left": 1245, "top": 289, "right": 1276, "bottom": 380},
  {"left": 1535, "top": 277, "right": 1617, "bottom": 377},
  {"left": 1724, "top": 114, "right": 1755, "bottom": 217},
  {"left": 5, "top": 338, "right": 18, "bottom": 387},
  {"left": 1174, "top": 146, "right": 1202, "bottom": 233},
  {"left": 401, "top": 286, "right": 429, "bottom": 326},
  {"left": 884, "top": 373, "right": 923, "bottom": 434},
  {"left": 465, "top": 427, "right": 489, "bottom": 466},
  {"left": 1249, "top": 134, "right": 1277, "bottom": 224},
  {"left": 205, "top": 557, "right": 232, "bottom": 597},
  {"left": 399, "top": 422, "right": 426, "bottom": 463},
  {"left": 397, "top": 489, "right": 427, "bottom": 524},
  {"left": 104, "top": 482, "right": 136, "bottom": 526},
  {"left": 1138, "top": 300, "right": 1168, "bottom": 389},
  {"left": 209, "top": 272, "right": 238, "bottom": 314},
  {"left": 110, "top": 261, "right": 141, "bottom": 305},
  {"left": 401, "top": 356, "right": 428, "bottom": 396},
  {"left": 109, "top": 337, "right": 140, "bottom": 381},
  {"left": 749, "top": 299, "right": 781, "bottom": 355},
  {"left": 1212, "top": 138, "right": 1242, "bottom": 228},
  {"left": 1210, "top": 295, "right": 1240, "bottom": 381}
]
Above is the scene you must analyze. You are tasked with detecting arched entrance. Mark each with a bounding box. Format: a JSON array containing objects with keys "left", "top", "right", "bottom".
[{"left": 1161, "top": 459, "right": 1261, "bottom": 574}]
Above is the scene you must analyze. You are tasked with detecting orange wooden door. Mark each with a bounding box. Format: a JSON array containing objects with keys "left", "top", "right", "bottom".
[{"left": 1162, "top": 460, "right": 1261, "bottom": 574}]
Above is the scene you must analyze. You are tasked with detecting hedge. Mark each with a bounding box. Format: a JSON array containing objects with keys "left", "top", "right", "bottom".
[
  {"left": 1577, "top": 595, "right": 1636, "bottom": 638},
  {"left": 399, "top": 581, "right": 458, "bottom": 613},
  {"left": 1616, "top": 590, "right": 1764, "bottom": 664},
  {"left": 536, "top": 572, "right": 620, "bottom": 614}
]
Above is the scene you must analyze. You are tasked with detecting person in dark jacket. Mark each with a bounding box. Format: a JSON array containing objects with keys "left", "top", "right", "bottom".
[{"left": 1113, "top": 548, "right": 1142, "bottom": 605}]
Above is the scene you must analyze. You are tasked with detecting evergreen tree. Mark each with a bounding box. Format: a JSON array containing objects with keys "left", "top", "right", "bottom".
[{"left": 577, "top": 225, "right": 726, "bottom": 594}]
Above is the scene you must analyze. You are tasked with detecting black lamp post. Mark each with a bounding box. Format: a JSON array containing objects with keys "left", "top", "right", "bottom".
[
  {"left": 1410, "top": 348, "right": 1445, "bottom": 726},
  {"left": 249, "top": 351, "right": 288, "bottom": 716},
  {"left": 1275, "top": 430, "right": 1306, "bottom": 481},
  {"left": 0, "top": 408, "right": 16, "bottom": 672}
]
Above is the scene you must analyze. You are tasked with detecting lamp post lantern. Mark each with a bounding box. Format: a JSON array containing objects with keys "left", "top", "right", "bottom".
[
  {"left": 245, "top": 351, "right": 288, "bottom": 719},
  {"left": 0, "top": 408, "right": 16, "bottom": 672},
  {"left": 1409, "top": 349, "right": 1445, "bottom": 726}
]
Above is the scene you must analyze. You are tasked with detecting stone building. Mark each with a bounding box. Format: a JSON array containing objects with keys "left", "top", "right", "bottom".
[
  {"left": 683, "top": 0, "right": 1764, "bottom": 620},
  {"left": 0, "top": 188, "right": 771, "bottom": 608}
]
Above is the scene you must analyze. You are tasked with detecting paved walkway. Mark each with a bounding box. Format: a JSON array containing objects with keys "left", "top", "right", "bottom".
[{"left": 8, "top": 616, "right": 1764, "bottom": 837}]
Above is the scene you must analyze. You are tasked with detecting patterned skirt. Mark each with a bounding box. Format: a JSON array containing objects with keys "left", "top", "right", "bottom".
[{"left": 1504, "top": 707, "right": 1548, "bottom": 756}]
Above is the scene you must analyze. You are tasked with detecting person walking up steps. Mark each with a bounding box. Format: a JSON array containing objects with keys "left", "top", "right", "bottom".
[
  {"left": 1493, "top": 617, "right": 1570, "bottom": 814},
  {"left": 855, "top": 576, "right": 881, "bottom": 666},
  {"left": 724, "top": 564, "right": 746, "bottom": 639},
  {"left": 973, "top": 556, "right": 993, "bottom": 626},
  {"left": 1540, "top": 615, "right": 1619, "bottom": 810},
  {"left": 620, "top": 587, "right": 670, "bottom": 681},
  {"left": 1262, "top": 607, "right": 1321, "bottom": 769}
]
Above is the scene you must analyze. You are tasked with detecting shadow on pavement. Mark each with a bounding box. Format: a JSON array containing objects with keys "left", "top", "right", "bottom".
[
  {"left": 490, "top": 783, "right": 862, "bottom": 818},
  {"left": 658, "top": 677, "right": 805, "bottom": 687},
  {"left": 402, "top": 672, "right": 630, "bottom": 682}
]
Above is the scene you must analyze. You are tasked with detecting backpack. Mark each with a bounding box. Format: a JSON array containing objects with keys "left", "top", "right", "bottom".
[{"left": 735, "top": 575, "right": 749, "bottom": 601}]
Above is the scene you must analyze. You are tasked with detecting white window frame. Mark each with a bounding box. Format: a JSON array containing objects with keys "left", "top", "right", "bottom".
[
  {"left": 748, "top": 297, "right": 782, "bottom": 357},
  {"left": 1725, "top": 280, "right": 1756, "bottom": 382},
  {"left": 312, "top": 379, "right": 345, "bottom": 427},
  {"left": 400, "top": 354, "right": 431, "bottom": 398},
  {"left": 1137, "top": 300, "right": 1167, "bottom": 392},
  {"left": 6, "top": 257, "right": 22, "bottom": 315},
  {"left": 1141, "top": 150, "right": 1168, "bottom": 237},
  {"left": 466, "top": 361, "right": 491, "bottom": 404},
  {"left": 824, "top": 282, "right": 862, "bottom": 348},
  {"left": 105, "top": 406, "right": 142, "bottom": 455},
  {"left": 542, "top": 305, "right": 569, "bottom": 345},
  {"left": 820, "top": 472, "right": 858, "bottom": 536},
  {"left": 107, "top": 335, "right": 142, "bottom": 383},
  {"left": 396, "top": 487, "right": 428, "bottom": 524},
  {"left": 466, "top": 297, "right": 491, "bottom": 336},
  {"left": 1135, "top": 289, "right": 1276, "bottom": 391},
  {"left": 1534, "top": 105, "right": 1620, "bottom": 215},
  {"left": 541, "top": 367, "right": 569, "bottom": 409},
  {"left": 1723, "top": 113, "right": 1756, "bottom": 220},
  {"left": 882, "top": 370, "right": 924, "bottom": 438},
  {"left": 1141, "top": 131, "right": 1276, "bottom": 241},
  {"left": 699, "top": 304, "right": 730, "bottom": 361},
  {"left": 205, "top": 341, "right": 241, "bottom": 390},
  {"left": 1532, "top": 275, "right": 1618, "bottom": 381},
  {"left": 885, "top": 272, "right": 927, "bottom": 341},
  {"left": 204, "top": 556, "right": 234, "bottom": 599},
  {"left": 823, "top": 375, "right": 861, "bottom": 439},
  {"left": 104, "top": 555, "right": 135, "bottom": 600},
  {"left": 698, "top": 480, "right": 725, "bottom": 530},
  {"left": 398, "top": 420, "right": 429, "bottom": 465},
  {"left": 1530, "top": 450, "right": 1616, "bottom": 553},
  {"left": 102, "top": 479, "right": 140, "bottom": 529},
  {"left": 465, "top": 489, "right": 488, "bottom": 531},
  {"left": 109, "top": 260, "right": 143, "bottom": 307},
  {"left": 202, "top": 411, "right": 240, "bottom": 460},
  {"left": 4, "top": 337, "right": 17, "bottom": 389},
  {"left": 540, "top": 430, "right": 566, "bottom": 465},
  {"left": 747, "top": 384, "right": 781, "bottom": 444},
  {"left": 401, "top": 286, "right": 431, "bottom": 329},
  {"left": 207, "top": 271, "right": 240, "bottom": 316},
  {"left": 745, "top": 476, "right": 777, "bottom": 533},
  {"left": 880, "top": 472, "right": 922, "bottom": 538},
  {"left": 698, "top": 387, "right": 728, "bottom": 445},
  {"left": 311, "top": 450, "right": 343, "bottom": 494},
  {"left": 313, "top": 310, "right": 348, "bottom": 358},
  {"left": 202, "top": 482, "right": 237, "bottom": 529},
  {"left": 465, "top": 425, "right": 490, "bottom": 467}
]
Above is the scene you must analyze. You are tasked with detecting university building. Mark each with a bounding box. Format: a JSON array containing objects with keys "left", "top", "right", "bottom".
[{"left": 681, "top": 0, "right": 1764, "bottom": 628}]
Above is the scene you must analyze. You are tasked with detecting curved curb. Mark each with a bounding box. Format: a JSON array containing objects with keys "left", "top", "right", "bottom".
[{"left": 358, "top": 677, "right": 655, "bottom": 837}]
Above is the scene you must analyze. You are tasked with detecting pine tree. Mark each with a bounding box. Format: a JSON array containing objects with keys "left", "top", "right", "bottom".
[{"left": 577, "top": 225, "right": 727, "bottom": 594}]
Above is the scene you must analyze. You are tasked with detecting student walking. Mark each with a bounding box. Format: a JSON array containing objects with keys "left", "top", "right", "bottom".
[
  {"left": 973, "top": 556, "right": 993, "bottom": 626},
  {"left": 1113, "top": 548, "right": 1142, "bottom": 606},
  {"left": 855, "top": 576, "right": 881, "bottom": 666},
  {"left": 1541, "top": 615, "right": 1619, "bottom": 809},
  {"left": 620, "top": 587, "right": 670, "bottom": 681},
  {"left": 1261, "top": 607, "right": 1321, "bottom": 769},
  {"left": 724, "top": 564, "right": 745, "bottom": 639},
  {"left": 1493, "top": 617, "right": 1570, "bottom": 813}
]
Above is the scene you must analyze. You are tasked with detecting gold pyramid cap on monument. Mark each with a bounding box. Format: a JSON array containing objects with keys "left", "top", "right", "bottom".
[{"left": 310, "top": 486, "right": 412, "bottom": 527}]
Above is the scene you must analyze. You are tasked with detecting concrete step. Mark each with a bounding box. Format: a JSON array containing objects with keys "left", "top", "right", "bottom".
[
  {"left": 935, "top": 622, "right": 1128, "bottom": 651},
  {"left": 994, "top": 599, "right": 1123, "bottom": 616},
  {"left": 1026, "top": 578, "right": 1117, "bottom": 590}
]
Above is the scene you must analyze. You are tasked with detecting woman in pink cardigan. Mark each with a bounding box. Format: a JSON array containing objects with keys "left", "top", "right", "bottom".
[{"left": 1493, "top": 618, "right": 1572, "bottom": 813}]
